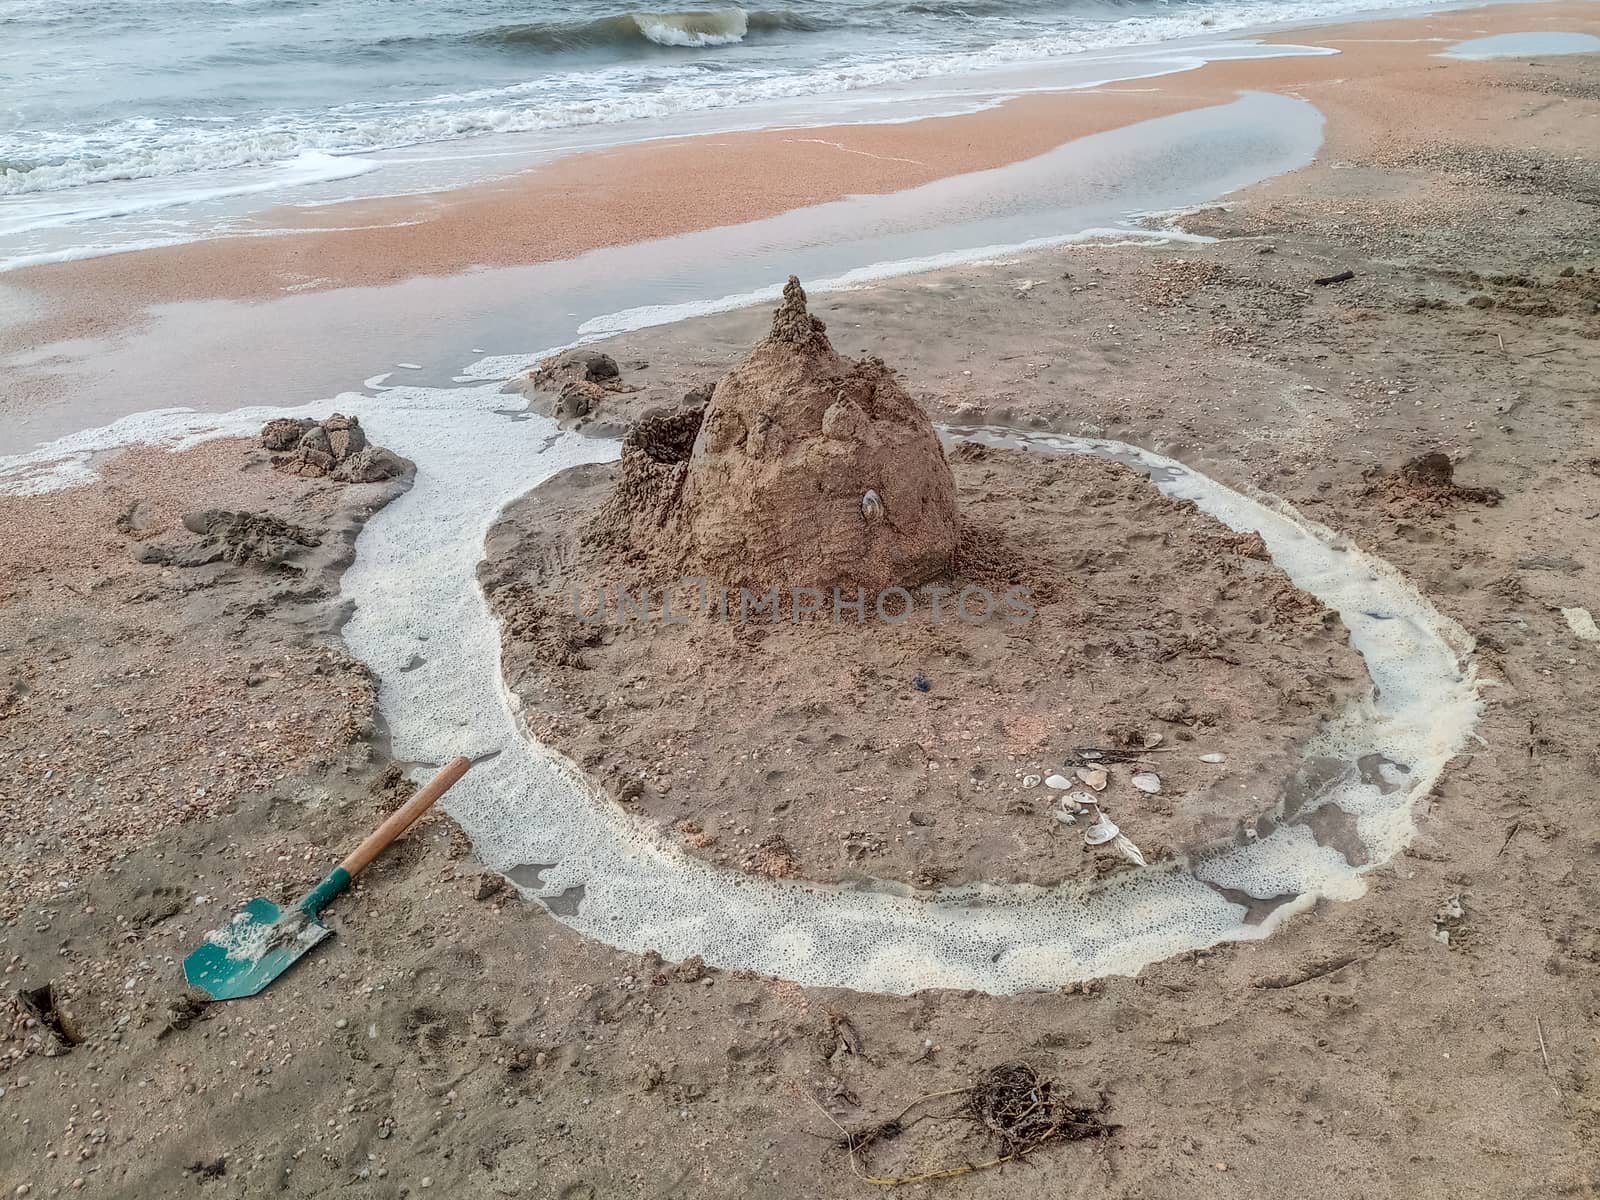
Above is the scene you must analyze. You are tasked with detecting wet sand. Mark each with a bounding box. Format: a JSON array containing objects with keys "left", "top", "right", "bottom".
[
  {"left": 5, "top": 1, "right": 1598, "bottom": 454},
  {"left": 4, "top": 2, "right": 1597, "bottom": 350}
]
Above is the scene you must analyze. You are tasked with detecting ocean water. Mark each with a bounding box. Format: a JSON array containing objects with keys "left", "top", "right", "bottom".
[{"left": 0, "top": 0, "right": 1423, "bottom": 264}]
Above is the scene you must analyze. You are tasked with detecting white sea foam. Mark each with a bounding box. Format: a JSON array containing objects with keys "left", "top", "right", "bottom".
[{"left": 0, "top": 388, "right": 1480, "bottom": 994}]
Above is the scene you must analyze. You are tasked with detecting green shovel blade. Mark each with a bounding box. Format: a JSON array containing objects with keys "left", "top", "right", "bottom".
[{"left": 183, "top": 896, "right": 335, "bottom": 1001}]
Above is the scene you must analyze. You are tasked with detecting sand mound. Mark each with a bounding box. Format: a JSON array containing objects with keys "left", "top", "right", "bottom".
[
  {"left": 261, "top": 414, "right": 410, "bottom": 483},
  {"left": 1366, "top": 450, "right": 1503, "bottom": 514},
  {"left": 520, "top": 348, "right": 639, "bottom": 427},
  {"left": 484, "top": 444, "right": 1367, "bottom": 890},
  {"left": 594, "top": 277, "right": 958, "bottom": 592},
  {"left": 132, "top": 509, "right": 321, "bottom": 568}
]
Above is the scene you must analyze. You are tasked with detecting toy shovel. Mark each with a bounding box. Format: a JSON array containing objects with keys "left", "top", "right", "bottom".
[{"left": 183, "top": 756, "right": 471, "bottom": 1001}]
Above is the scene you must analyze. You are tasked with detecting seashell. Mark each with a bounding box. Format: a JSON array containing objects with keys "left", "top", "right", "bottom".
[
  {"left": 1075, "top": 767, "right": 1108, "bottom": 791},
  {"left": 1052, "top": 808, "right": 1077, "bottom": 826},
  {"left": 1021, "top": 774, "right": 1041, "bottom": 789},
  {"left": 1142, "top": 732, "right": 1164, "bottom": 750},
  {"left": 1199, "top": 753, "right": 1226, "bottom": 764},
  {"left": 1113, "top": 833, "right": 1148, "bottom": 867},
  {"left": 1130, "top": 771, "right": 1162, "bottom": 794},
  {"left": 1043, "top": 773, "right": 1072, "bottom": 790},
  {"left": 1077, "top": 750, "right": 1104, "bottom": 761},
  {"left": 1083, "top": 814, "right": 1121, "bottom": 846}
]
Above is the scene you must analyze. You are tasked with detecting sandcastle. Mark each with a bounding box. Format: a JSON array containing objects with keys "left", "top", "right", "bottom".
[{"left": 593, "top": 276, "right": 959, "bottom": 591}]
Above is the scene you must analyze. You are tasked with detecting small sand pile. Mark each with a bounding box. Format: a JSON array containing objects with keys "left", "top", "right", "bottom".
[
  {"left": 1367, "top": 450, "right": 1503, "bottom": 514},
  {"left": 261, "top": 414, "right": 410, "bottom": 482},
  {"left": 525, "top": 348, "right": 638, "bottom": 423},
  {"left": 594, "top": 277, "right": 958, "bottom": 591},
  {"left": 133, "top": 508, "right": 321, "bottom": 568}
]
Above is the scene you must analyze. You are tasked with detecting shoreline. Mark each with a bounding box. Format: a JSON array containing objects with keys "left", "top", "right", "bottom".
[
  {"left": 2, "top": 0, "right": 1596, "bottom": 454},
  {"left": 2, "top": 3, "right": 1592, "bottom": 326}
]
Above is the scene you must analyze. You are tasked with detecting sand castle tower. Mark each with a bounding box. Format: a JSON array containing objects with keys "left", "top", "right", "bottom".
[{"left": 668, "top": 277, "right": 958, "bottom": 592}]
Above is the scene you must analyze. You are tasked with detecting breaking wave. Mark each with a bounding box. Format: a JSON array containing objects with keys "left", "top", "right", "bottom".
[{"left": 470, "top": 8, "right": 820, "bottom": 53}]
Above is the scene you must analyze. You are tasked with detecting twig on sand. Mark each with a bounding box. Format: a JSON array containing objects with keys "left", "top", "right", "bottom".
[
  {"left": 1252, "top": 951, "right": 1372, "bottom": 990},
  {"left": 1072, "top": 746, "right": 1173, "bottom": 765},
  {"left": 1313, "top": 270, "right": 1356, "bottom": 286},
  {"left": 1497, "top": 821, "right": 1522, "bottom": 857},
  {"left": 1536, "top": 1018, "right": 1553, "bottom": 1079}
]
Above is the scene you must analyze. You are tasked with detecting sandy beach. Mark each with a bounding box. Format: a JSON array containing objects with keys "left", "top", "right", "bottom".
[
  {"left": 3, "top": 1, "right": 1600, "bottom": 1196},
  {"left": 0, "top": 3, "right": 1594, "bottom": 452}
]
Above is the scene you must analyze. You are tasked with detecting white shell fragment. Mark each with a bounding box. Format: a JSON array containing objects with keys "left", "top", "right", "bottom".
[
  {"left": 1563, "top": 607, "right": 1600, "bottom": 642},
  {"left": 1043, "top": 773, "right": 1072, "bottom": 790},
  {"left": 1070, "top": 792, "right": 1100, "bottom": 811},
  {"left": 1199, "top": 753, "right": 1227, "bottom": 764},
  {"left": 1130, "top": 771, "right": 1162, "bottom": 794},
  {"left": 1021, "top": 774, "right": 1041, "bottom": 789},
  {"left": 1142, "top": 732, "right": 1164, "bottom": 749},
  {"left": 1083, "top": 813, "right": 1121, "bottom": 846},
  {"left": 1113, "top": 834, "right": 1148, "bottom": 868},
  {"left": 1075, "top": 767, "right": 1108, "bottom": 791}
]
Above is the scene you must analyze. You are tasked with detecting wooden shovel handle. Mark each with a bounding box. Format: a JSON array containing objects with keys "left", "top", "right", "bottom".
[{"left": 339, "top": 756, "right": 472, "bottom": 877}]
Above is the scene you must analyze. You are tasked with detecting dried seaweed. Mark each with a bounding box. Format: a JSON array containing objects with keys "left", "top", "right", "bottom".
[{"left": 818, "top": 1061, "right": 1114, "bottom": 1187}]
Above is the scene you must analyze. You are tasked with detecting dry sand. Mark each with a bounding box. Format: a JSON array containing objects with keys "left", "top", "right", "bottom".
[{"left": 2, "top": 5, "right": 1600, "bottom": 1198}]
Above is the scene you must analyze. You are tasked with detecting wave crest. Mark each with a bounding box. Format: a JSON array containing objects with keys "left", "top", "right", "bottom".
[
  {"left": 474, "top": 8, "right": 817, "bottom": 53},
  {"left": 634, "top": 8, "right": 747, "bottom": 46}
]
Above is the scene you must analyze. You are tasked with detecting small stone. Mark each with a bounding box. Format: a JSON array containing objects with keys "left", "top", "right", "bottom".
[
  {"left": 474, "top": 873, "right": 506, "bottom": 902},
  {"left": 334, "top": 1018, "right": 348, "bottom": 1030}
]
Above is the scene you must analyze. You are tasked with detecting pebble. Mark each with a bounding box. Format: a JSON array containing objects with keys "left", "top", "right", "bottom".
[{"left": 334, "top": 1018, "right": 348, "bottom": 1030}]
